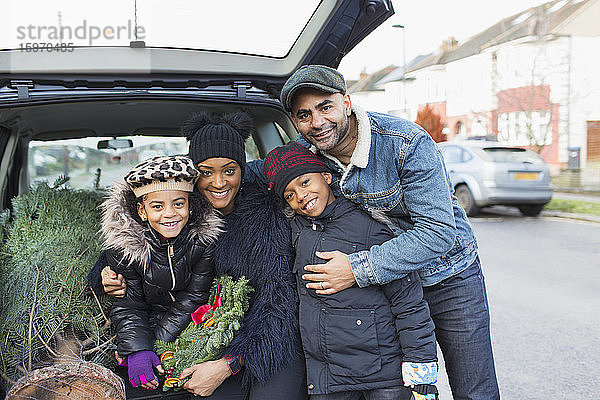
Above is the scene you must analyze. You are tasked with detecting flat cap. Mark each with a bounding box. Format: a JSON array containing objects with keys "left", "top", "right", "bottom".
[{"left": 280, "top": 65, "right": 346, "bottom": 112}]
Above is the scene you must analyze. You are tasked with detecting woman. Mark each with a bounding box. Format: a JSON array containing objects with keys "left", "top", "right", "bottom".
[{"left": 99, "top": 111, "right": 306, "bottom": 399}]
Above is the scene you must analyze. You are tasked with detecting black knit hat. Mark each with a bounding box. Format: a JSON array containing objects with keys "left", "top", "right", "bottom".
[
  {"left": 264, "top": 141, "right": 330, "bottom": 198},
  {"left": 181, "top": 111, "right": 254, "bottom": 174}
]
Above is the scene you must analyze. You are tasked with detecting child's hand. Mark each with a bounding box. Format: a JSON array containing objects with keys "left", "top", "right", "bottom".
[
  {"left": 101, "top": 266, "right": 127, "bottom": 298},
  {"left": 127, "top": 350, "right": 164, "bottom": 390},
  {"left": 402, "top": 361, "right": 439, "bottom": 399},
  {"left": 402, "top": 361, "right": 438, "bottom": 386}
]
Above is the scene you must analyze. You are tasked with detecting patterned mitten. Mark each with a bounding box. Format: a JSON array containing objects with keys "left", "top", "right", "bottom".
[
  {"left": 402, "top": 361, "right": 438, "bottom": 385},
  {"left": 127, "top": 350, "right": 161, "bottom": 387},
  {"left": 403, "top": 362, "right": 439, "bottom": 400}
]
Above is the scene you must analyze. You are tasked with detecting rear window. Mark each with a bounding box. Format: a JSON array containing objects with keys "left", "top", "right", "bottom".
[
  {"left": 3, "top": 0, "right": 320, "bottom": 57},
  {"left": 29, "top": 136, "right": 188, "bottom": 190},
  {"left": 482, "top": 147, "right": 544, "bottom": 163},
  {"left": 28, "top": 135, "right": 261, "bottom": 190}
]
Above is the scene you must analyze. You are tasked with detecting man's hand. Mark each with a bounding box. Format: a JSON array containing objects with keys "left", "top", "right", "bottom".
[
  {"left": 302, "top": 251, "right": 357, "bottom": 295},
  {"left": 181, "top": 358, "right": 231, "bottom": 396},
  {"left": 101, "top": 266, "right": 126, "bottom": 298}
]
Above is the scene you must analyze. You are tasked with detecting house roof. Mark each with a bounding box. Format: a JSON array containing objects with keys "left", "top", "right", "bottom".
[
  {"left": 347, "top": 65, "right": 398, "bottom": 93},
  {"left": 374, "top": 54, "right": 432, "bottom": 87},
  {"left": 407, "top": 0, "right": 590, "bottom": 72}
]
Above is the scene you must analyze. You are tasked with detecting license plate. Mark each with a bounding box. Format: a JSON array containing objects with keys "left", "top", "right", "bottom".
[{"left": 513, "top": 172, "right": 538, "bottom": 181}]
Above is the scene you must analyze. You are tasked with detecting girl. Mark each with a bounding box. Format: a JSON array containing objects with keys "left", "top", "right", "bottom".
[{"left": 101, "top": 155, "right": 222, "bottom": 390}]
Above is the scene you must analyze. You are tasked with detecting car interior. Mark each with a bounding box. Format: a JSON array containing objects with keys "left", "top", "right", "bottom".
[{"left": 0, "top": 98, "right": 297, "bottom": 210}]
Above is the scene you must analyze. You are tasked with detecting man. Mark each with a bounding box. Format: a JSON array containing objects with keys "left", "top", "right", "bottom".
[{"left": 278, "top": 64, "right": 500, "bottom": 400}]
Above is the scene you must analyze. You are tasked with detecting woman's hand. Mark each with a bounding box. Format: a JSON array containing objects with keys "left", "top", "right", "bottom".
[
  {"left": 101, "top": 266, "right": 127, "bottom": 298},
  {"left": 181, "top": 358, "right": 231, "bottom": 397}
]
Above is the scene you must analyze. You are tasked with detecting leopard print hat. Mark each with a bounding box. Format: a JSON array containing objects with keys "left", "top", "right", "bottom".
[{"left": 124, "top": 155, "right": 199, "bottom": 198}]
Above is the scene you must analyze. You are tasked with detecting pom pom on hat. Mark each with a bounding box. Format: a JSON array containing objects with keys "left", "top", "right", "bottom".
[{"left": 182, "top": 111, "right": 254, "bottom": 174}]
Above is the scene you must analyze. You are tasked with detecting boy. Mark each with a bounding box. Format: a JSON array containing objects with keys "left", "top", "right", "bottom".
[{"left": 264, "top": 142, "right": 439, "bottom": 400}]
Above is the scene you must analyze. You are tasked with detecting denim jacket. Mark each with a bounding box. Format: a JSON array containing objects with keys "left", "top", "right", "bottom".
[
  {"left": 311, "top": 105, "right": 477, "bottom": 287},
  {"left": 246, "top": 104, "right": 478, "bottom": 287}
]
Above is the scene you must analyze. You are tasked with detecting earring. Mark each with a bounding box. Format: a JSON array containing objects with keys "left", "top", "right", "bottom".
[{"left": 189, "top": 209, "right": 193, "bottom": 216}]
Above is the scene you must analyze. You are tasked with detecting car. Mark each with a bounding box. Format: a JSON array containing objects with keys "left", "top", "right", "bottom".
[
  {"left": 438, "top": 140, "right": 554, "bottom": 217},
  {"left": 0, "top": 1, "right": 394, "bottom": 397}
]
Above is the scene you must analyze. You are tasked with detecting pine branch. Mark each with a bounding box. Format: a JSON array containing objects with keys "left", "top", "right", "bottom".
[
  {"left": 0, "top": 368, "right": 15, "bottom": 386},
  {"left": 36, "top": 332, "right": 59, "bottom": 358},
  {"left": 81, "top": 335, "right": 115, "bottom": 356},
  {"left": 27, "top": 266, "right": 40, "bottom": 372},
  {"left": 0, "top": 183, "right": 110, "bottom": 385}
]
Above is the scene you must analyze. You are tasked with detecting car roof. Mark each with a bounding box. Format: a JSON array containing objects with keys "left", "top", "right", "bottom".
[{"left": 440, "top": 140, "right": 528, "bottom": 150}]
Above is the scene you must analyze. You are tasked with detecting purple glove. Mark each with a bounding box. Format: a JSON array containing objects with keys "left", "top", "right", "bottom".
[{"left": 127, "top": 350, "right": 161, "bottom": 388}]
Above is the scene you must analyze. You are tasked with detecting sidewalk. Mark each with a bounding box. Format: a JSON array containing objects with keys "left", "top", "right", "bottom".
[
  {"left": 552, "top": 166, "right": 600, "bottom": 194},
  {"left": 541, "top": 208, "right": 600, "bottom": 223},
  {"left": 553, "top": 192, "right": 600, "bottom": 204},
  {"left": 546, "top": 167, "right": 600, "bottom": 223}
]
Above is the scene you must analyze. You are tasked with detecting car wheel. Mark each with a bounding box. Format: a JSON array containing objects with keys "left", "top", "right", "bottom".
[
  {"left": 455, "top": 184, "right": 480, "bottom": 217},
  {"left": 518, "top": 204, "right": 545, "bottom": 217}
]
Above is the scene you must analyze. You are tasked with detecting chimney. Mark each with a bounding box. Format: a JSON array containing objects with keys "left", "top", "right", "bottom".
[
  {"left": 529, "top": 5, "right": 547, "bottom": 36},
  {"left": 359, "top": 68, "right": 368, "bottom": 81},
  {"left": 439, "top": 37, "right": 458, "bottom": 52}
]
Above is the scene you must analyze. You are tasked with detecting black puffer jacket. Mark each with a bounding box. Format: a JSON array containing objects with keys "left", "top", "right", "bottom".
[
  {"left": 101, "top": 181, "right": 222, "bottom": 356},
  {"left": 291, "top": 197, "right": 436, "bottom": 395}
]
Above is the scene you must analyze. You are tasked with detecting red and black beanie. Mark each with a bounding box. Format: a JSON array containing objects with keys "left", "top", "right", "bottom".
[{"left": 264, "top": 141, "right": 330, "bottom": 198}]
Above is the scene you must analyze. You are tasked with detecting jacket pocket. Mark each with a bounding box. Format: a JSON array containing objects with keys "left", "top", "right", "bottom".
[
  {"left": 318, "top": 237, "right": 362, "bottom": 255},
  {"left": 355, "top": 182, "right": 404, "bottom": 214},
  {"left": 323, "top": 308, "right": 382, "bottom": 377}
]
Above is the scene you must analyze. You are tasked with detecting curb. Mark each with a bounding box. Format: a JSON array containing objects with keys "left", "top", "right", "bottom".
[
  {"left": 541, "top": 210, "right": 600, "bottom": 223},
  {"left": 554, "top": 189, "right": 600, "bottom": 196}
]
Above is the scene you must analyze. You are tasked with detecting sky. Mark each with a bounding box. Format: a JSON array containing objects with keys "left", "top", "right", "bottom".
[{"left": 338, "top": 0, "right": 551, "bottom": 80}]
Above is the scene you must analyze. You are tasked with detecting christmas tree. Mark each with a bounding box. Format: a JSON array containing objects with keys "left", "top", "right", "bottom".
[{"left": 0, "top": 178, "right": 115, "bottom": 395}]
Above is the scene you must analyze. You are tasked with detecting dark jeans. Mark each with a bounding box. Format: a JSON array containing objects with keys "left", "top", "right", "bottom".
[
  {"left": 202, "top": 352, "right": 307, "bottom": 400},
  {"left": 423, "top": 257, "right": 500, "bottom": 400},
  {"left": 310, "top": 386, "right": 410, "bottom": 400}
]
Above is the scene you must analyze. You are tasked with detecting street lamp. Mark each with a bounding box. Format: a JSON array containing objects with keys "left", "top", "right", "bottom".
[{"left": 392, "top": 24, "right": 407, "bottom": 118}]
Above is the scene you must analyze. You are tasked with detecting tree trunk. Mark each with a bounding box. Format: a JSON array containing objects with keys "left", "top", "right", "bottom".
[{"left": 6, "top": 362, "right": 125, "bottom": 400}]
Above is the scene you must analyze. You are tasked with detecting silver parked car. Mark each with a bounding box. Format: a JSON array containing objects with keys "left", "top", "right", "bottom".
[{"left": 438, "top": 140, "right": 553, "bottom": 216}]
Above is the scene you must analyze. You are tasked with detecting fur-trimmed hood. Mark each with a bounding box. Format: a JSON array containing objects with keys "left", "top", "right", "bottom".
[{"left": 100, "top": 180, "right": 223, "bottom": 268}]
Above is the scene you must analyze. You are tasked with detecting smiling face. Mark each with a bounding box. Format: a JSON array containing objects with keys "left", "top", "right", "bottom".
[
  {"left": 291, "top": 88, "right": 352, "bottom": 152},
  {"left": 137, "top": 190, "right": 190, "bottom": 238},
  {"left": 283, "top": 172, "right": 335, "bottom": 217},
  {"left": 195, "top": 157, "right": 242, "bottom": 215}
]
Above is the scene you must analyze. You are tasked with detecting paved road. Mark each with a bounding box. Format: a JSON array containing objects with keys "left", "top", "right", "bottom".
[{"left": 434, "top": 209, "right": 600, "bottom": 399}]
